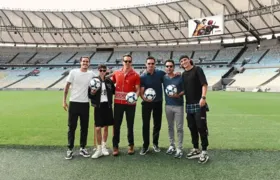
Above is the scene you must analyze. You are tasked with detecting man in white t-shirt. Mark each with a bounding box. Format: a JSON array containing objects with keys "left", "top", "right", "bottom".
[{"left": 63, "top": 56, "right": 96, "bottom": 160}]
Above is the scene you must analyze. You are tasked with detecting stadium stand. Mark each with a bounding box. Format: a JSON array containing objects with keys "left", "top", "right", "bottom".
[
  {"left": 215, "top": 47, "right": 242, "bottom": 62},
  {"left": 0, "top": 0, "right": 280, "bottom": 93},
  {"left": 262, "top": 74, "right": 280, "bottom": 92},
  {"left": 8, "top": 67, "right": 68, "bottom": 89},
  {"left": 193, "top": 50, "right": 217, "bottom": 61},
  {"left": 237, "top": 46, "right": 267, "bottom": 65},
  {"left": 0, "top": 68, "right": 34, "bottom": 88},
  {"left": 131, "top": 52, "right": 149, "bottom": 64},
  {"left": 91, "top": 52, "right": 112, "bottom": 63},
  {"left": 0, "top": 52, "right": 18, "bottom": 64},
  {"left": 227, "top": 68, "right": 279, "bottom": 91},
  {"left": 49, "top": 52, "right": 76, "bottom": 64}
]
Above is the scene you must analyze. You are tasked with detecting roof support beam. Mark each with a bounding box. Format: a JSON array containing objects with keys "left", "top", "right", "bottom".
[{"left": 236, "top": 19, "right": 260, "bottom": 41}]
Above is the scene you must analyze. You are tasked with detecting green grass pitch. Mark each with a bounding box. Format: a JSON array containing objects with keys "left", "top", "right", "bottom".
[{"left": 0, "top": 91, "right": 280, "bottom": 180}]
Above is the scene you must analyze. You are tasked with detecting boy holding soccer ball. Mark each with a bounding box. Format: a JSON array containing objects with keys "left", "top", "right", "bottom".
[
  {"left": 163, "top": 60, "right": 184, "bottom": 158},
  {"left": 88, "top": 64, "right": 115, "bottom": 158}
]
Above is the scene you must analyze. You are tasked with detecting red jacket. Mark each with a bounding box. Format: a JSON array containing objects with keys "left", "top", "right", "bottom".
[{"left": 111, "top": 68, "right": 140, "bottom": 105}]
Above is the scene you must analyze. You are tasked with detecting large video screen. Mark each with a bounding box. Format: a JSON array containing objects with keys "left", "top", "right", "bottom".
[{"left": 188, "top": 15, "right": 224, "bottom": 38}]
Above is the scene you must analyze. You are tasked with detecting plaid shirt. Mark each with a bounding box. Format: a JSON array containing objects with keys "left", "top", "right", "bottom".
[{"left": 186, "top": 103, "right": 201, "bottom": 113}]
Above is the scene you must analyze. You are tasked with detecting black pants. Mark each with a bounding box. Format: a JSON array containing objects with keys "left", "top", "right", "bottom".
[
  {"left": 112, "top": 104, "right": 136, "bottom": 148},
  {"left": 67, "top": 101, "right": 89, "bottom": 150},
  {"left": 142, "top": 101, "right": 162, "bottom": 148},
  {"left": 187, "top": 106, "right": 209, "bottom": 150}
]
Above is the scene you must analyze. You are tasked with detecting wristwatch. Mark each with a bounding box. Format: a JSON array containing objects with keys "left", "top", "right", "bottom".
[{"left": 201, "top": 96, "right": 206, "bottom": 100}]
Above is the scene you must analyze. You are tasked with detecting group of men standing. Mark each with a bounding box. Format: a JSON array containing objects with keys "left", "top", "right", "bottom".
[{"left": 62, "top": 54, "right": 210, "bottom": 164}]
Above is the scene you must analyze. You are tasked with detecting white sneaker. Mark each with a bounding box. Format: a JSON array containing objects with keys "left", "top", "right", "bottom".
[
  {"left": 174, "top": 148, "right": 183, "bottom": 158},
  {"left": 92, "top": 147, "right": 97, "bottom": 152},
  {"left": 166, "top": 146, "right": 176, "bottom": 155},
  {"left": 198, "top": 151, "right": 209, "bottom": 164},
  {"left": 102, "top": 142, "right": 109, "bottom": 156},
  {"left": 91, "top": 146, "right": 103, "bottom": 159},
  {"left": 186, "top": 148, "right": 201, "bottom": 159},
  {"left": 102, "top": 147, "right": 109, "bottom": 156}
]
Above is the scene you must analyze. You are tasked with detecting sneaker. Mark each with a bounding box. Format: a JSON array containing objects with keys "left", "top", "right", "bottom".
[
  {"left": 174, "top": 148, "right": 183, "bottom": 159},
  {"left": 128, "top": 145, "right": 135, "bottom": 155},
  {"left": 65, "top": 149, "right": 73, "bottom": 160},
  {"left": 198, "top": 151, "right": 209, "bottom": 164},
  {"left": 102, "top": 147, "right": 109, "bottom": 156},
  {"left": 102, "top": 143, "right": 109, "bottom": 156},
  {"left": 139, "top": 147, "right": 149, "bottom": 155},
  {"left": 113, "top": 147, "right": 119, "bottom": 156},
  {"left": 153, "top": 145, "right": 161, "bottom": 152},
  {"left": 92, "top": 147, "right": 97, "bottom": 152},
  {"left": 186, "top": 148, "right": 201, "bottom": 159},
  {"left": 79, "top": 148, "right": 90, "bottom": 158},
  {"left": 166, "top": 146, "right": 176, "bottom": 155},
  {"left": 91, "top": 148, "right": 103, "bottom": 159}
]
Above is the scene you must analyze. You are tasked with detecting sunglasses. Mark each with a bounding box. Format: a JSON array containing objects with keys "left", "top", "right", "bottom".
[
  {"left": 99, "top": 69, "right": 106, "bottom": 72},
  {"left": 147, "top": 63, "right": 155, "bottom": 65},
  {"left": 165, "top": 65, "right": 173, "bottom": 68},
  {"left": 123, "top": 60, "right": 132, "bottom": 63}
]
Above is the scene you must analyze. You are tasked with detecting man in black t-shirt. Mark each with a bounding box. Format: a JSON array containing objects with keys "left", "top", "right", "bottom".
[{"left": 180, "top": 55, "right": 209, "bottom": 164}]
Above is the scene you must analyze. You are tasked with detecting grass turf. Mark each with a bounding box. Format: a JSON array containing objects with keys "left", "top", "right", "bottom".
[
  {"left": 1, "top": 147, "right": 280, "bottom": 180},
  {"left": 0, "top": 91, "right": 280, "bottom": 180},
  {"left": 1, "top": 91, "right": 280, "bottom": 150}
]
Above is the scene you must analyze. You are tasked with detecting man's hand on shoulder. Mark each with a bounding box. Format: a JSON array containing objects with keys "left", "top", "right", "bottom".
[{"left": 174, "top": 72, "right": 181, "bottom": 76}]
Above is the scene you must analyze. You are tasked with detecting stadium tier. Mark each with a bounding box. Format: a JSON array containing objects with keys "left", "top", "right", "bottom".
[
  {"left": 0, "top": 44, "right": 280, "bottom": 91},
  {"left": 0, "top": 0, "right": 280, "bottom": 92},
  {"left": 227, "top": 68, "right": 280, "bottom": 91}
]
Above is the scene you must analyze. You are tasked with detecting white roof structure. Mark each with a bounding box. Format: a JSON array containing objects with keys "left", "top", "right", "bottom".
[{"left": 0, "top": 0, "right": 279, "bottom": 46}]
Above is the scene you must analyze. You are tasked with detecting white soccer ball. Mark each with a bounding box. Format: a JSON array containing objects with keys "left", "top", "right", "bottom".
[
  {"left": 90, "top": 78, "right": 101, "bottom": 91},
  {"left": 144, "top": 88, "right": 156, "bottom": 101},
  {"left": 126, "top": 92, "right": 138, "bottom": 104},
  {"left": 165, "top": 84, "right": 177, "bottom": 96}
]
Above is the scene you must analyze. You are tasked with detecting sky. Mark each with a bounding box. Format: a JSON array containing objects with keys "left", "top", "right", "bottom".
[{"left": 0, "top": 0, "right": 175, "bottom": 11}]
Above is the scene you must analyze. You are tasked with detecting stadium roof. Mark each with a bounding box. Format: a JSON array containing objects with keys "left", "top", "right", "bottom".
[{"left": 0, "top": 0, "right": 279, "bottom": 46}]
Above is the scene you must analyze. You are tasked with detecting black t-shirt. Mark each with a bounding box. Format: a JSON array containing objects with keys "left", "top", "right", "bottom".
[{"left": 182, "top": 66, "right": 208, "bottom": 104}]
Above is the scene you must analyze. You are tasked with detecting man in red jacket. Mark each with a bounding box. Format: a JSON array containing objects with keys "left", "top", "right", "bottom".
[{"left": 111, "top": 54, "right": 140, "bottom": 156}]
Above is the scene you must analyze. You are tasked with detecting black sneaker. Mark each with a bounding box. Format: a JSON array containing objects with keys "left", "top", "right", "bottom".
[
  {"left": 79, "top": 148, "right": 90, "bottom": 158},
  {"left": 174, "top": 149, "right": 183, "bottom": 159},
  {"left": 153, "top": 145, "right": 161, "bottom": 152},
  {"left": 166, "top": 146, "right": 176, "bottom": 155},
  {"left": 139, "top": 147, "right": 149, "bottom": 155},
  {"left": 186, "top": 148, "right": 201, "bottom": 159},
  {"left": 198, "top": 151, "right": 209, "bottom": 164},
  {"left": 65, "top": 149, "right": 73, "bottom": 160}
]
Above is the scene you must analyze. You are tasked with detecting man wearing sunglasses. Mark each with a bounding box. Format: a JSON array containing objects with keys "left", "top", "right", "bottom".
[
  {"left": 111, "top": 54, "right": 140, "bottom": 156},
  {"left": 63, "top": 56, "right": 97, "bottom": 160},
  {"left": 179, "top": 55, "right": 209, "bottom": 164},
  {"left": 163, "top": 59, "right": 184, "bottom": 158},
  {"left": 140, "top": 56, "right": 181, "bottom": 155},
  {"left": 88, "top": 64, "right": 115, "bottom": 159}
]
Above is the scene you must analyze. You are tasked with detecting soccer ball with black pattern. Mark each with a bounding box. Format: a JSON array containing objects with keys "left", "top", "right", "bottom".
[
  {"left": 125, "top": 92, "right": 137, "bottom": 104},
  {"left": 144, "top": 88, "right": 156, "bottom": 101},
  {"left": 90, "top": 78, "right": 101, "bottom": 91},
  {"left": 165, "top": 84, "right": 177, "bottom": 96}
]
